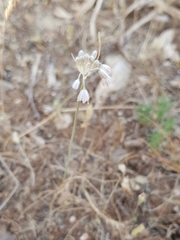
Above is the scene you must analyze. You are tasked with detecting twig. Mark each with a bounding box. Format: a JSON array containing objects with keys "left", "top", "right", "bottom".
[
  {"left": 124, "top": 10, "right": 157, "bottom": 41},
  {"left": 84, "top": 189, "right": 125, "bottom": 240},
  {"left": 1, "top": 0, "right": 22, "bottom": 118},
  {"left": 77, "top": 0, "right": 96, "bottom": 16},
  {"left": 18, "top": 143, "right": 35, "bottom": 186},
  {"left": 0, "top": 156, "right": 19, "bottom": 210},
  {"left": 154, "top": 0, "right": 180, "bottom": 20},
  {"left": 28, "top": 54, "right": 41, "bottom": 120},
  {"left": 90, "top": 0, "right": 103, "bottom": 43},
  {"left": 125, "top": 0, "right": 152, "bottom": 17}
]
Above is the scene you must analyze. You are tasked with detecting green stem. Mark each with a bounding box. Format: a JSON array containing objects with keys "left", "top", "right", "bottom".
[{"left": 63, "top": 101, "right": 80, "bottom": 179}]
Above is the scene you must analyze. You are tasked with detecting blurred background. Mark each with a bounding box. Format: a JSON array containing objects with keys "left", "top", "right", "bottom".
[{"left": 0, "top": 0, "right": 180, "bottom": 239}]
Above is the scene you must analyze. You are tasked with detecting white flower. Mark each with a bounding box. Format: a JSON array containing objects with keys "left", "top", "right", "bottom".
[
  {"left": 72, "top": 78, "right": 80, "bottom": 90},
  {"left": 99, "top": 68, "right": 109, "bottom": 79},
  {"left": 101, "top": 64, "right": 111, "bottom": 75},
  {"left": 77, "top": 88, "right": 90, "bottom": 104},
  {"left": 101, "top": 76, "right": 112, "bottom": 87}
]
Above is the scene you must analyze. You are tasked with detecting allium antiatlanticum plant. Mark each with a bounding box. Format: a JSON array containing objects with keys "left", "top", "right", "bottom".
[{"left": 64, "top": 48, "right": 112, "bottom": 180}]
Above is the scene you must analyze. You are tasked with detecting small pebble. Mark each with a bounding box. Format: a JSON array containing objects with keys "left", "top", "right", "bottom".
[
  {"left": 79, "top": 232, "right": 89, "bottom": 240},
  {"left": 69, "top": 215, "right": 76, "bottom": 223}
]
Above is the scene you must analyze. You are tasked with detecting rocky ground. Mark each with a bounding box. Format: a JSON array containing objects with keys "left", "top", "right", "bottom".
[{"left": 0, "top": 0, "right": 180, "bottom": 239}]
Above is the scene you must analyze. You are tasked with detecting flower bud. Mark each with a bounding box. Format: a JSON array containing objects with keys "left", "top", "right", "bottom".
[
  {"left": 93, "top": 60, "right": 100, "bottom": 68},
  {"left": 91, "top": 50, "right": 97, "bottom": 59},
  {"left": 72, "top": 78, "right": 80, "bottom": 90},
  {"left": 78, "top": 50, "right": 84, "bottom": 57},
  {"left": 89, "top": 56, "right": 95, "bottom": 62},
  {"left": 84, "top": 54, "right": 89, "bottom": 63},
  {"left": 75, "top": 57, "right": 81, "bottom": 63}
]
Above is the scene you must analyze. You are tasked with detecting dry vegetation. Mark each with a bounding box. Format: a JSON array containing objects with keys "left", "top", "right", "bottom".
[{"left": 0, "top": 0, "right": 180, "bottom": 239}]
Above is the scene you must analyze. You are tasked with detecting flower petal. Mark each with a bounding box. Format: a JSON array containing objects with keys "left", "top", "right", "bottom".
[
  {"left": 77, "top": 89, "right": 90, "bottom": 104},
  {"left": 99, "top": 69, "right": 109, "bottom": 79},
  {"left": 101, "top": 64, "right": 112, "bottom": 75},
  {"left": 72, "top": 79, "right": 80, "bottom": 90}
]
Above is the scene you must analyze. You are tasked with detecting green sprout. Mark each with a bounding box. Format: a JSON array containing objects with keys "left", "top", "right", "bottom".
[
  {"left": 137, "top": 96, "right": 175, "bottom": 151},
  {"left": 137, "top": 103, "right": 152, "bottom": 125}
]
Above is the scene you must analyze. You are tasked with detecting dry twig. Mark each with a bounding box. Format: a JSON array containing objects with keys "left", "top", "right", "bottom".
[
  {"left": 0, "top": 157, "right": 19, "bottom": 210},
  {"left": 90, "top": 0, "right": 103, "bottom": 43},
  {"left": 28, "top": 54, "right": 41, "bottom": 120}
]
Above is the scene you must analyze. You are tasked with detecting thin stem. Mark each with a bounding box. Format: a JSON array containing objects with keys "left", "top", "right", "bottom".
[{"left": 63, "top": 101, "right": 80, "bottom": 179}]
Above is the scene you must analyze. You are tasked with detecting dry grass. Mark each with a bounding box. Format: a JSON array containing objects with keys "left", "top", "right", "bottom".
[
  {"left": 5, "top": 0, "right": 21, "bottom": 20},
  {"left": 0, "top": 0, "right": 180, "bottom": 239}
]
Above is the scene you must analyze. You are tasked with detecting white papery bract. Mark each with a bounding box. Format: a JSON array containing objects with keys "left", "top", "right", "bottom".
[{"left": 77, "top": 89, "right": 90, "bottom": 104}]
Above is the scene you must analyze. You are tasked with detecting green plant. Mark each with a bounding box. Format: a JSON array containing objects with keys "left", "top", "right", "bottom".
[
  {"left": 137, "top": 96, "right": 175, "bottom": 150},
  {"left": 137, "top": 103, "right": 152, "bottom": 125},
  {"left": 155, "top": 96, "right": 172, "bottom": 120}
]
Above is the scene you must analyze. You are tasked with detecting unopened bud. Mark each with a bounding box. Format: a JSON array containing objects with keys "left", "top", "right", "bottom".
[
  {"left": 91, "top": 50, "right": 97, "bottom": 59},
  {"left": 84, "top": 54, "right": 89, "bottom": 63},
  {"left": 72, "top": 78, "right": 80, "bottom": 90},
  {"left": 89, "top": 56, "right": 95, "bottom": 62},
  {"left": 93, "top": 60, "right": 100, "bottom": 68},
  {"left": 78, "top": 50, "right": 84, "bottom": 57}
]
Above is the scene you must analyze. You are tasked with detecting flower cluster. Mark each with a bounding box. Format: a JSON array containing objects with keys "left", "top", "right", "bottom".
[{"left": 72, "top": 50, "right": 112, "bottom": 104}]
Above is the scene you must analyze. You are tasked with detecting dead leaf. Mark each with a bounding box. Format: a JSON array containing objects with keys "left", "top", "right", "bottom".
[
  {"left": 118, "top": 164, "right": 126, "bottom": 176},
  {"left": 149, "top": 29, "right": 180, "bottom": 62},
  {"left": 79, "top": 233, "right": 89, "bottom": 240},
  {"left": 170, "top": 76, "right": 180, "bottom": 89},
  {"left": 138, "top": 193, "right": 147, "bottom": 206},
  {"left": 54, "top": 6, "right": 73, "bottom": 19},
  {"left": 47, "top": 61, "right": 57, "bottom": 88},
  {"left": 55, "top": 113, "right": 72, "bottom": 130},
  {"left": 12, "top": 132, "right": 20, "bottom": 144},
  {"left": 42, "top": 104, "right": 53, "bottom": 115},
  {"left": 131, "top": 224, "right": 145, "bottom": 237},
  {"left": 124, "top": 139, "right": 144, "bottom": 148},
  {"left": 130, "top": 175, "right": 148, "bottom": 191},
  {"left": 76, "top": 0, "right": 96, "bottom": 16},
  {"left": 31, "top": 133, "right": 46, "bottom": 145},
  {"left": 151, "top": 29, "right": 175, "bottom": 50},
  {"left": 0, "top": 80, "right": 14, "bottom": 90},
  {"left": 121, "top": 176, "right": 132, "bottom": 194}
]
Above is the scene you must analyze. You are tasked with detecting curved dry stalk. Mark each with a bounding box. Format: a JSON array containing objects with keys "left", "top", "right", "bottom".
[
  {"left": 1, "top": 0, "right": 22, "bottom": 116},
  {"left": 0, "top": 157, "right": 19, "bottom": 210},
  {"left": 18, "top": 143, "right": 35, "bottom": 186},
  {"left": 124, "top": 10, "right": 157, "bottom": 40},
  {"left": 5, "top": 0, "right": 21, "bottom": 20},
  {"left": 90, "top": 0, "right": 103, "bottom": 43},
  {"left": 64, "top": 215, "right": 89, "bottom": 240},
  {"left": 83, "top": 189, "right": 125, "bottom": 240},
  {"left": 77, "top": 0, "right": 96, "bottom": 16}
]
